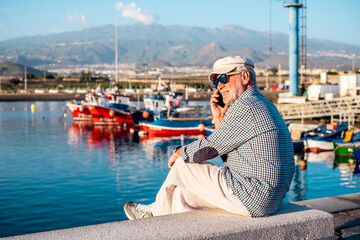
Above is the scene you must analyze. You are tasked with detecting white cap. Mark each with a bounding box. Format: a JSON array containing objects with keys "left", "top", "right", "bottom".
[{"left": 208, "top": 56, "right": 255, "bottom": 81}]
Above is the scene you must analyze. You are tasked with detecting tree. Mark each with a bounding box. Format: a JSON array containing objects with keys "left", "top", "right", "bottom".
[
  {"left": 80, "top": 70, "right": 92, "bottom": 82},
  {"left": 270, "top": 67, "right": 278, "bottom": 76}
]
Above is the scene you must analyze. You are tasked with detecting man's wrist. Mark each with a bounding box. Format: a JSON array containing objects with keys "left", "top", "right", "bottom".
[{"left": 173, "top": 146, "right": 181, "bottom": 158}]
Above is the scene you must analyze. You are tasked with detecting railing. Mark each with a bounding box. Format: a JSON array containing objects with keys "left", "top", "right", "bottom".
[{"left": 276, "top": 96, "right": 360, "bottom": 124}]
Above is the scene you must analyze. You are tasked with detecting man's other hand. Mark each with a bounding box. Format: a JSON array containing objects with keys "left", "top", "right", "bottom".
[{"left": 168, "top": 153, "right": 178, "bottom": 168}]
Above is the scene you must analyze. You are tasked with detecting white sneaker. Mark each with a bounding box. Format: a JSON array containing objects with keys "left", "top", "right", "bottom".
[{"left": 124, "top": 201, "right": 153, "bottom": 220}]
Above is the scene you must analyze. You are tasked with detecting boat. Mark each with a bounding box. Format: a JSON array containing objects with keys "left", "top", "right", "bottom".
[
  {"left": 333, "top": 142, "right": 360, "bottom": 157},
  {"left": 85, "top": 104, "right": 135, "bottom": 125},
  {"left": 72, "top": 92, "right": 152, "bottom": 126},
  {"left": 66, "top": 92, "right": 104, "bottom": 121},
  {"left": 66, "top": 101, "right": 93, "bottom": 121},
  {"left": 139, "top": 116, "right": 213, "bottom": 137},
  {"left": 302, "top": 122, "right": 349, "bottom": 153}
]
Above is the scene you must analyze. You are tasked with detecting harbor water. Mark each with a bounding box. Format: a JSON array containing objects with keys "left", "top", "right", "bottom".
[{"left": 0, "top": 101, "right": 359, "bottom": 237}]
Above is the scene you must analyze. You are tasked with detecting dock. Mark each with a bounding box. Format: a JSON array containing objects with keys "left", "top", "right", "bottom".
[
  {"left": 277, "top": 96, "right": 360, "bottom": 124},
  {"left": 3, "top": 193, "right": 359, "bottom": 239}
]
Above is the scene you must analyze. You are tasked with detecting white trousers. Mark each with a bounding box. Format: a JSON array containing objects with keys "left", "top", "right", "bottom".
[{"left": 151, "top": 158, "right": 251, "bottom": 217}]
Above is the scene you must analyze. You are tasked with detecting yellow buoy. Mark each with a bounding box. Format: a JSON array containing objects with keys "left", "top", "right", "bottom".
[{"left": 31, "top": 104, "right": 36, "bottom": 112}]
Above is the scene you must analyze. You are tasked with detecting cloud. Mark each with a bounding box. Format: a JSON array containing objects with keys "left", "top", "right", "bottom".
[
  {"left": 66, "top": 13, "right": 87, "bottom": 24},
  {"left": 115, "top": 2, "right": 156, "bottom": 25}
]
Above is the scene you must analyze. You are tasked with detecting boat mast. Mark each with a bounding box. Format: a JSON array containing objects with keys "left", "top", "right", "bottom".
[{"left": 115, "top": 22, "right": 118, "bottom": 87}]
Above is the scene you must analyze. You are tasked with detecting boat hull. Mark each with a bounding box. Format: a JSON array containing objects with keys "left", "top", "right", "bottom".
[
  {"left": 303, "top": 138, "right": 334, "bottom": 153},
  {"left": 66, "top": 102, "right": 93, "bottom": 121},
  {"left": 139, "top": 118, "right": 213, "bottom": 136},
  {"left": 86, "top": 105, "right": 134, "bottom": 125}
]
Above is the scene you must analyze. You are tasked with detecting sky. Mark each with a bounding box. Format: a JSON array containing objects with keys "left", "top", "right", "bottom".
[{"left": 0, "top": 0, "right": 359, "bottom": 46}]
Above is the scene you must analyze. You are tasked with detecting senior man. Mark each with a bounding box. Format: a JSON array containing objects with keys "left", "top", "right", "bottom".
[{"left": 124, "top": 56, "right": 294, "bottom": 219}]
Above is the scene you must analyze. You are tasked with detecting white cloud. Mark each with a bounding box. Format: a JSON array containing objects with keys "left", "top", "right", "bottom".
[
  {"left": 66, "top": 13, "right": 87, "bottom": 24},
  {"left": 115, "top": 2, "right": 156, "bottom": 25}
]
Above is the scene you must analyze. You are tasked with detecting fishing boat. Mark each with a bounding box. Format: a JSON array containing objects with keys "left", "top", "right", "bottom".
[
  {"left": 66, "top": 101, "right": 93, "bottom": 121},
  {"left": 139, "top": 116, "right": 213, "bottom": 137},
  {"left": 85, "top": 105, "right": 135, "bottom": 125},
  {"left": 66, "top": 92, "right": 102, "bottom": 121},
  {"left": 66, "top": 92, "right": 109, "bottom": 121},
  {"left": 302, "top": 122, "right": 349, "bottom": 153},
  {"left": 334, "top": 142, "right": 360, "bottom": 166}
]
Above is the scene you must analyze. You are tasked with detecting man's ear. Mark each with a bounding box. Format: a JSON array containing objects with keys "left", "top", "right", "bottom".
[{"left": 242, "top": 71, "right": 250, "bottom": 85}]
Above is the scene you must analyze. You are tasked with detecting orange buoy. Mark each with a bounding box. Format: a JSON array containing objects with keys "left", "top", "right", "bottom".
[
  {"left": 142, "top": 111, "right": 150, "bottom": 118},
  {"left": 198, "top": 123, "right": 205, "bottom": 132},
  {"left": 109, "top": 109, "right": 115, "bottom": 117},
  {"left": 176, "top": 100, "right": 181, "bottom": 106},
  {"left": 299, "top": 160, "right": 307, "bottom": 170}
]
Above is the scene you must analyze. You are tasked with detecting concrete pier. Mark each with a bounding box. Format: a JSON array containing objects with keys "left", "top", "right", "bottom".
[
  {"left": 4, "top": 193, "right": 360, "bottom": 239},
  {"left": 3, "top": 202, "right": 335, "bottom": 239}
]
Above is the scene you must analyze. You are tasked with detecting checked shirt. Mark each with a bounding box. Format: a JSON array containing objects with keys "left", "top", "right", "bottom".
[{"left": 181, "top": 87, "right": 294, "bottom": 217}]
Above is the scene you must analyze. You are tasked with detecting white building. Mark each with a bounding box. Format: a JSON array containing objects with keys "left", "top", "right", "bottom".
[{"left": 339, "top": 73, "right": 360, "bottom": 97}]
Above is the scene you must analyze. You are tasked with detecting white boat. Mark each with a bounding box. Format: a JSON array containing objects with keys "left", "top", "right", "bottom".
[{"left": 303, "top": 138, "right": 334, "bottom": 153}]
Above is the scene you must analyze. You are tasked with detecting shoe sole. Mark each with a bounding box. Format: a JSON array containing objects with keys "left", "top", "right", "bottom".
[{"left": 123, "top": 201, "right": 135, "bottom": 220}]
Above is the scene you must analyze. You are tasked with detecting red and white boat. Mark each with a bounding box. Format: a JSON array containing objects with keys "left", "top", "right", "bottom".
[
  {"left": 67, "top": 92, "right": 139, "bottom": 125},
  {"left": 66, "top": 101, "right": 93, "bottom": 121},
  {"left": 85, "top": 104, "right": 134, "bottom": 125},
  {"left": 139, "top": 116, "right": 213, "bottom": 137}
]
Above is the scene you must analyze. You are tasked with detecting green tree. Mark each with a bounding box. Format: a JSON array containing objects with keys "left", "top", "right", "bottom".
[{"left": 270, "top": 67, "right": 278, "bottom": 76}]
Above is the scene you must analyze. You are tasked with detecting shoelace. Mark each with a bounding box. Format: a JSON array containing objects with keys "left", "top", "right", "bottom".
[{"left": 135, "top": 204, "right": 152, "bottom": 218}]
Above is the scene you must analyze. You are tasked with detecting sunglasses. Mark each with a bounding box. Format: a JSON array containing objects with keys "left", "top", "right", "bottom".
[{"left": 213, "top": 71, "right": 243, "bottom": 88}]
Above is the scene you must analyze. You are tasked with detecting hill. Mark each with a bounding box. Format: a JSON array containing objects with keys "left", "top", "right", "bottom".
[
  {"left": 0, "top": 24, "right": 359, "bottom": 70},
  {"left": 0, "top": 62, "right": 52, "bottom": 78}
]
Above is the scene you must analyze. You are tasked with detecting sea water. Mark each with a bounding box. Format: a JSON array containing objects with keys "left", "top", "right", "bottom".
[{"left": 0, "top": 101, "right": 359, "bottom": 237}]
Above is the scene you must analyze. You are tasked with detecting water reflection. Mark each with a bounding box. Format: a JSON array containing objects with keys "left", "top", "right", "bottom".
[
  {"left": 68, "top": 122, "right": 137, "bottom": 165},
  {"left": 288, "top": 151, "right": 360, "bottom": 202},
  {"left": 288, "top": 153, "right": 307, "bottom": 202},
  {"left": 139, "top": 134, "right": 204, "bottom": 163},
  {"left": 334, "top": 156, "right": 360, "bottom": 188},
  {"left": 67, "top": 122, "right": 204, "bottom": 165}
]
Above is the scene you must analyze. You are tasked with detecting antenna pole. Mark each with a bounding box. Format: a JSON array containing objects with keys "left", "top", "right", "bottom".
[{"left": 115, "top": 22, "right": 118, "bottom": 85}]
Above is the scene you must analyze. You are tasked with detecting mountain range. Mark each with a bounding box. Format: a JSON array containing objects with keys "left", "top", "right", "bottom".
[{"left": 0, "top": 24, "right": 359, "bottom": 70}]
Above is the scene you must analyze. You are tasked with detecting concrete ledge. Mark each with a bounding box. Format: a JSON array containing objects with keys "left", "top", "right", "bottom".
[
  {"left": 294, "top": 193, "right": 360, "bottom": 213},
  {"left": 3, "top": 202, "right": 334, "bottom": 240}
]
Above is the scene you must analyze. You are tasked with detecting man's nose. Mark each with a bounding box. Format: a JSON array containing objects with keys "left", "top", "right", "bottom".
[{"left": 218, "top": 82, "right": 225, "bottom": 90}]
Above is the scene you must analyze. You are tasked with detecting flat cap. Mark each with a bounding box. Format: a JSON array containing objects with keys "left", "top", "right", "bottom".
[{"left": 208, "top": 56, "right": 254, "bottom": 81}]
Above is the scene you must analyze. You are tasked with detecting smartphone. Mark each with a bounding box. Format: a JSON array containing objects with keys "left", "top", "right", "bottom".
[{"left": 217, "top": 92, "right": 225, "bottom": 108}]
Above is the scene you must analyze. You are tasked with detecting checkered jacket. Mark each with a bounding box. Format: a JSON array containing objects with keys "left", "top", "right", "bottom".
[{"left": 181, "top": 87, "right": 294, "bottom": 217}]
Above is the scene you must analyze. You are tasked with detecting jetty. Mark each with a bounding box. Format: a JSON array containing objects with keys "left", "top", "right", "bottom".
[
  {"left": 3, "top": 193, "right": 359, "bottom": 239},
  {"left": 277, "top": 96, "right": 360, "bottom": 124}
]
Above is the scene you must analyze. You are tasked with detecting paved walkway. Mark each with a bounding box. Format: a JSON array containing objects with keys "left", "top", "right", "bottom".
[{"left": 294, "top": 193, "right": 360, "bottom": 239}]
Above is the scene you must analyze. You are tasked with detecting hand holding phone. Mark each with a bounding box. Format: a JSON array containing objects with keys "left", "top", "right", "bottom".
[{"left": 216, "top": 92, "right": 225, "bottom": 108}]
